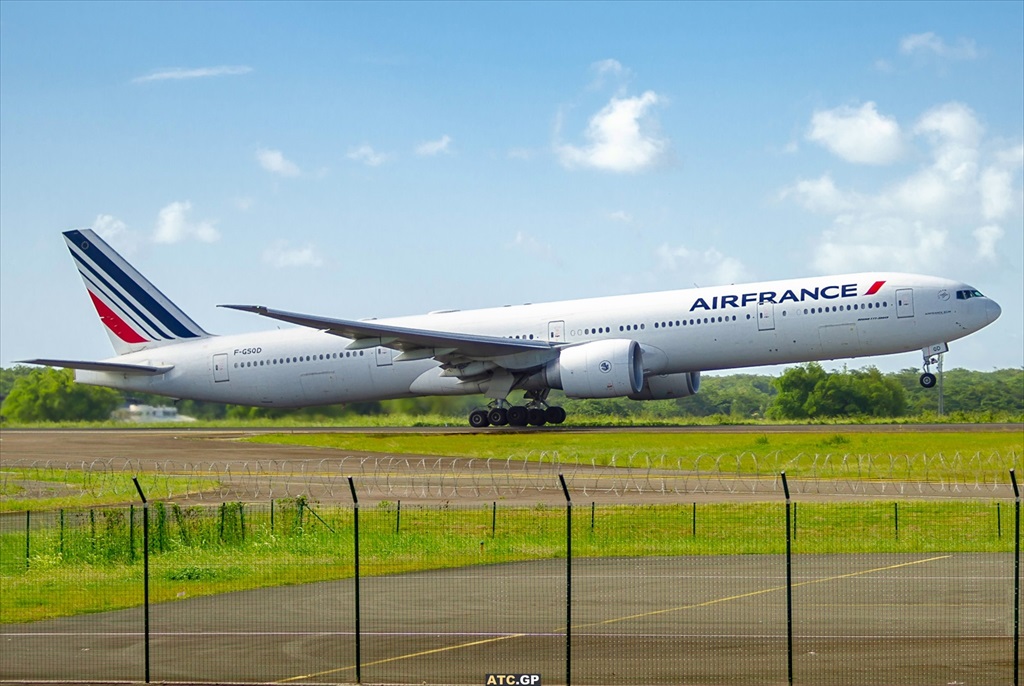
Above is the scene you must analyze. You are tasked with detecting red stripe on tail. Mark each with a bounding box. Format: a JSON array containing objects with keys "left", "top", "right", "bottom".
[
  {"left": 88, "top": 291, "right": 148, "bottom": 344},
  {"left": 865, "top": 280, "right": 886, "bottom": 296}
]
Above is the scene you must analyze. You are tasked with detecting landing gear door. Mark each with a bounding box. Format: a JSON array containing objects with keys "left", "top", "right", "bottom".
[
  {"left": 896, "top": 288, "right": 915, "bottom": 318},
  {"left": 213, "top": 353, "right": 229, "bottom": 382},
  {"left": 757, "top": 302, "right": 776, "bottom": 331},
  {"left": 548, "top": 320, "right": 565, "bottom": 343}
]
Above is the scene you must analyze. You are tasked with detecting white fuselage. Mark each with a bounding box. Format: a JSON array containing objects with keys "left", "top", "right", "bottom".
[{"left": 76, "top": 272, "right": 1000, "bottom": 407}]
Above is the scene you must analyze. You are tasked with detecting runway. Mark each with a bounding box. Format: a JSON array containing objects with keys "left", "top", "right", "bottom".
[{"left": 1, "top": 553, "right": 1017, "bottom": 685}]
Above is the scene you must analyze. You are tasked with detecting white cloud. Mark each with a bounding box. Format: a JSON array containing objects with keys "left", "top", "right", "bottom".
[
  {"left": 347, "top": 144, "right": 389, "bottom": 167},
  {"left": 973, "top": 225, "right": 1004, "bottom": 261},
  {"left": 812, "top": 217, "right": 948, "bottom": 274},
  {"left": 507, "top": 147, "right": 536, "bottom": 160},
  {"left": 899, "top": 32, "right": 979, "bottom": 61},
  {"left": 556, "top": 91, "right": 668, "bottom": 173},
  {"left": 132, "top": 65, "right": 252, "bottom": 84},
  {"left": 90, "top": 214, "right": 142, "bottom": 256},
  {"left": 607, "top": 210, "right": 633, "bottom": 223},
  {"left": 256, "top": 148, "right": 301, "bottom": 177},
  {"left": 780, "top": 174, "right": 860, "bottom": 214},
  {"left": 153, "top": 201, "right": 219, "bottom": 244},
  {"left": 655, "top": 244, "right": 749, "bottom": 285},
  {"left": 262, "top": 241, "right": 323, "bottom": 268},
  {"left": 806, "top": 102, "right": 904, "bottom": 165},
  {"left": 507, "top": 231, "right": 558, "bottom": 264},
  {"left": 784, "top": 100, "right": 1024, "bottom": 274},
  {"left": 913, "top": 102, "right": 982, "bottom": 180},
  {"left": 415, "top": 135, "right": 452, "bottom": 156},
  {"left": 588, "top": 58, "right": 631, "bottom": 91}
]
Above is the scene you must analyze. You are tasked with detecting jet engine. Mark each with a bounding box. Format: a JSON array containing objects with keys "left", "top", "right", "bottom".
[
  {"left": 628, "top": 371, "right": 701, "bottom": 400},
  {"left": 542, "top": 339, "right": 644, "bottom": 398}
]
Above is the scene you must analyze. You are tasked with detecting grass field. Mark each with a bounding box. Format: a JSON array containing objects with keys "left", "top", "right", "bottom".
[
  {"left": 246, "top": 430, "right": 1023, "bottom": 481},
  {"left": 1, "top": 498, "right": 1015, "bottom": 624}
]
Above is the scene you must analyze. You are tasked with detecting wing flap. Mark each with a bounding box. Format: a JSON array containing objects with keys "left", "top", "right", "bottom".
[
  {"left": 220, "top": 304, "right": 552, "bottom": 358},
  {"left": 19, "top": 359, "right": 173, "bottom": 375}
]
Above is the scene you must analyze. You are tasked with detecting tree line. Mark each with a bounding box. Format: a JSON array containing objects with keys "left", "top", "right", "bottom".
[{"left": 1, "top": 364, "right": 1021, "bottom": 423}]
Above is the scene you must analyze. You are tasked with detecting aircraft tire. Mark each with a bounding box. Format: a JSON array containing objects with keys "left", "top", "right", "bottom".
[
  {"left": 507, "top": 406, "right": 529, "bottom": 426},
  {"left": 919, "top": 372, "right": 937, "bottom": 388},
  {"left": 527, "top": 408, "right": 547, "bottom": 426},
  {"left": 545, "top": 406, "right": 567, "bottom": 424},
  {"left": 488, "top": 407, "right": 509, "bottom": 426},
  {"left": 469, "top": 409, "right": 490, "bottom": 428}
]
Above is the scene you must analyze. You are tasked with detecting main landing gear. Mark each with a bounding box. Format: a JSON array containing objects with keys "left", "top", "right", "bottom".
[{"left": 468, "top": 390, "right": 567, "bottom": 428}]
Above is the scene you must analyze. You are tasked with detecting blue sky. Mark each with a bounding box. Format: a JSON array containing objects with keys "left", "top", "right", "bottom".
[{"left": 2, "top": 1, "right": 1021, "bottom": 375}]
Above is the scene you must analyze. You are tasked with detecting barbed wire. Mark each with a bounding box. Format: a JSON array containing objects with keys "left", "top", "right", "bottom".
[{"left": 1, "top": 451, "right": 1019, "bottom": 503}]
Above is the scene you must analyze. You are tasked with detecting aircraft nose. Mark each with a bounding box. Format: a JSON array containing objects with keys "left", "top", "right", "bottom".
[{"left": 986, "top": 299, "right": 1001, "bottom": 324}]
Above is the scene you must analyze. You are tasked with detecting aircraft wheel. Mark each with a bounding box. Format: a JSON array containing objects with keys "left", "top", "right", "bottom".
[
  {"left": 919, "top": 372, "right": 937, "bottom": 388},
  {"left": 545, "top": 406, "right": 567, "bottom": 424},
  {"left": 488, "top": 407, "right": 509, "bottom": 426},
  {"left": 469, "top": 409, "right": 490, "bottom": 428},
  {"left": 527, "top": 408, "right": 547, "bottom": 426},
  {"left": 507, "top": 406, "right": 529, "bottom": 427}
]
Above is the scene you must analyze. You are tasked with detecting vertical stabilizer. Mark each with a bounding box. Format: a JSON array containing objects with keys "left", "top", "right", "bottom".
[{"left": 63, "top": 228, "right": 210, "bottom": 355}]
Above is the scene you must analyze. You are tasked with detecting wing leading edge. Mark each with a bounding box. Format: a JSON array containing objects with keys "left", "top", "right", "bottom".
[{"left": 219, "top": 304, "right": 554, "bottom": 360}]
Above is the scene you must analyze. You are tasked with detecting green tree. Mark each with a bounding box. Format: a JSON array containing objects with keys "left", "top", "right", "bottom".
[
  {"left": 1, "top": 368, "right": 121, "bottom": 422},
  {"left": 768, "top": 363, "right": 905, "bottom": 419}
]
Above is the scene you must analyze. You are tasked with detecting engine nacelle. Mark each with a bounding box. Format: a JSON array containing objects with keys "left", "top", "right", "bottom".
[
  {"left": 545, "top": 339, "right": 644, "bottom": 398},
  {"left": 628, "top": 371, "right": 701, "bottom": 400}
]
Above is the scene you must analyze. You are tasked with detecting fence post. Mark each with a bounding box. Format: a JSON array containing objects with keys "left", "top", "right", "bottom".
[
  {"left": 894, "top": 502, "right": 899, "bottom": 541},
  {"left": 348, "top": 477, "right": 361, "bottom": 684},
  {"left": 396, "top": 500, "right": 401, "bottom": 535},
  {"left": 559, "top": 474, "right": 572, "bottom": 686},
  {"left": 997, "top": 502, "right": 1002, "bottom": 539},
  {"left": 132, "top": 477, "right": 150, "bottom": 684},
  {"left": 129, "top": 505, "right": 134, "bottom": 562},
  {"left": 270, "top": 499, "right": 275, "bottom": 533},
  {"left": 60, "top": 509, "right": 65, "bottom": 557},
  {"left": 239, "top": 503, "right": 245, "bottom": 542},
  {"left": 692, "top": 502, "right": 696, "bottom": 537},
  {"left": 492, "top": 501, "right": 497, "bottom": 538},
  {"left": 1010, "top": 469, "right": 1019, "bottom": 686},
  {"left": 782, "top": 472, "right": 793, "bottom": 686},
  {"left": 25, "top": 510, "right": 30, "bottom": 570}
]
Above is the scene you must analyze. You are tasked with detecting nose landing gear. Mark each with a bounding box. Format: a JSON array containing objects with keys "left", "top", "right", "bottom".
[{"left": 919, "top": 343, "right": 947, "bottom": 388}]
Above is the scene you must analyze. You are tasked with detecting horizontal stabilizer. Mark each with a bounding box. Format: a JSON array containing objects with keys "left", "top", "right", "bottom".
[{"left": 19, "top": 359, "right": 174, "bottom": 375}]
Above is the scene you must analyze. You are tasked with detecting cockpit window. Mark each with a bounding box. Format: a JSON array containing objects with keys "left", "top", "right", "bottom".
[{"left": 956, "top": 289, "right": 985, "bottom": 300}]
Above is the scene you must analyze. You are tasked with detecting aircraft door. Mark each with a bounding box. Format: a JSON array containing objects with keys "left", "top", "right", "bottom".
[
  {"left": 896, "top": 289, "right": 915, "bottom": 318},
  {"left": 213, "top": 353, "right": 229, "bottom": 382},
  {"left": 548, "top": 320, "right": 565, "bottom": 343},
  {"left": 757, "top": 302, "right": 776, "bottom": 331},
  {"left": 375, "top": 346, "right": 393, "bottom": 367}
]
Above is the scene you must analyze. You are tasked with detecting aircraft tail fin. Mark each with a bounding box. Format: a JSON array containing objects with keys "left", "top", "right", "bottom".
[{"left": 63, "top": 229, "right": 211, "bottom": 355}]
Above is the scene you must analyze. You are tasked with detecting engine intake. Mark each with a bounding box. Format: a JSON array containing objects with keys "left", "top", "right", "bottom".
[{"left": 546, "top": 339, "right": 644, "bottom": 398}]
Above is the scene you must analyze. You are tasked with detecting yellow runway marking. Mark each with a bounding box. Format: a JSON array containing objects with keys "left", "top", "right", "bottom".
[
  {"left": 278, "top": 633, "right": 527, "bottom": 682},
  {"left": 573, "top": 555, "right": 950, "bottom": 630},
  {"left": 278, "top": 554, "right": 951, "bottom": 682}
]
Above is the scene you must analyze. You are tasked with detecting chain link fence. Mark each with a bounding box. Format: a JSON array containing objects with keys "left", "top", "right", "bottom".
[
  {"left": 1, "top": 472, "right": 1020, "bottom": 685},
  {"left": 1, "top": 451, "right": 1019, "bottom": 504}
]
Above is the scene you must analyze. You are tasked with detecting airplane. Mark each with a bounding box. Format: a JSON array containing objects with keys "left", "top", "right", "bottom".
[{"left": 22, "top": 228, "right": 1002, "bottom": 427}]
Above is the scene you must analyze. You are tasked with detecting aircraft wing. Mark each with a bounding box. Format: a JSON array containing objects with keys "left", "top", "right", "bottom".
[
  {"left": 220, "top": 305, "right": 553, "bottom": 359},
  {"left": 19, "top": 359, "right": 174, "bottom": 375}
]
